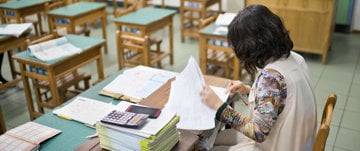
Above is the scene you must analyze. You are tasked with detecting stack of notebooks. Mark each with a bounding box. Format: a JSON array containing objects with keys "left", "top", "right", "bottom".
[{"left": 95, "top": 101, "right": 180, "bottom": 151}]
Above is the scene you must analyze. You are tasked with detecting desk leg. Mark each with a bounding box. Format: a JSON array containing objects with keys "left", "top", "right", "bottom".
[
  {"left": 7, "top": 51, "right": 17, "bottom": 80},
  {"left": 116, "top": 30, "right": 124, "bottom": 70},
  {"left": 101, "top": 15, "right": 108, "bottom": 54},
  {"left": 199, "top": 36, "right": 207, "bottom": 75},
  {"left": 37, "top": 13, "right": 44, "bottom": 36},
  {"left": 96, "top": 49, "right": 105, "bottom": 81},
  {"left": 48, "top": 72, "right": 61, "bottom": 106},
  {"left": 169, "top": 19, "right": 174, "bottom": 65},
  {"left": 18, "top": 63, "right": 37, "bottom": 120}
]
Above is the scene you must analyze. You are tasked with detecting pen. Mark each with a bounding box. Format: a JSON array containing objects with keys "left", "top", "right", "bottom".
[
  {"left": 58, "top": 114, "right": 72, "bottom": 120},
  {"left": 229, "top": 81, "right": 249, "bottom": 106}
]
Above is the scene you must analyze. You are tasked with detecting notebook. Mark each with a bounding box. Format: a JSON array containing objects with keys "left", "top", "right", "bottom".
[{"left": 0, "top": 122, "right": 61, "bottom": 151}]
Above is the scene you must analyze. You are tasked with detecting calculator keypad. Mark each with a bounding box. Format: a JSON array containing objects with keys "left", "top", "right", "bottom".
[{"left": 101, "top": 110, "right": 149, "bottom": 128}]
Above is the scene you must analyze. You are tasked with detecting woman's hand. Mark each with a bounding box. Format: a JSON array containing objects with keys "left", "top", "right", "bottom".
[
  {"left": 200, "top": 85, "right": 224, "bottom": 110},
  {"left": 226, "top": 80, "right": 251, "bottom": 94}
]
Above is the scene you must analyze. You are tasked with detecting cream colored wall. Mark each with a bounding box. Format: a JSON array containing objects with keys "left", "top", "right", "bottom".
[
  {"left": 150, "top": 0, "right": 245, "bottom": 12},
  {"left": 352, "top": 0, "right": 360, "bottom": 31}
]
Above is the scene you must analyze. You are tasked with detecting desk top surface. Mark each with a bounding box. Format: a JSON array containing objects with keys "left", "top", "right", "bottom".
[
  {"left": 47, "top": 2, "right": 106, "bottom": 17},
  {"left": 0, "top": 0, "right": 49, "bottom": 9},
  {"left": 13, "top": 34, "right": 105, "bottom": 64},
  {"left": 33, "top": 68, "right": 229, "bottom": 150},
  {"left": 113, "top": 7, "right": 176, "bottom": 25},
  {"left": 35, "top": 70, "right": 121, "bottom": 151},
  {"left": 199, "top": 23, "right": 228, "bottom": 37}
]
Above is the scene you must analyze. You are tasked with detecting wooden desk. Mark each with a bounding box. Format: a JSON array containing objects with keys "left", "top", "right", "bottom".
[
  {"left": 0, "top": 30, "right": 30, "bottom": 91},
  {"left": 33, "top": 68, "right": 235, "bottom": 150},
  {"left": 179, "top": 0, "right": 222, "bottom": 42},
  {"left": 113, "top": 7, "right": 176, "bottom": 69},
  {"left": 47, "top": 2, "right": 108, "bottom": 53},
  {"left": 12, "top": 34, "right": 105, "bottom": 120},
  {"left": 199, "top": 23, "right": 240, "bottom": 80},
  {"left": 0, "top": 0, "right": 49, "bottom": 36}
]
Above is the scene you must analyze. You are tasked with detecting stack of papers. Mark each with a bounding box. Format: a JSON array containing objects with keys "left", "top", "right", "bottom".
[
  {"left": 165, "top": 56, "right": 229, "bottom": 130},
  {"left": 27, "top": 37, "right": 82, "bottom": 61},
  {"left": 96, "top": 101, "right": 180, "bottom": 151},
  {"left": 99, "top": 66, "right": 177, "bottom": 103},
  {"left": 0, "top": 23, "right": 32, "bottom": 37}
]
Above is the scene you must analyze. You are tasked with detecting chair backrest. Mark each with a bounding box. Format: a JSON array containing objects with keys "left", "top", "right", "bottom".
[
  {"left": 313, "top": 93, "right": 337, "bottom": 151},
  {"left": 114, "top": 2, "right": 138, "bottom": 18}
]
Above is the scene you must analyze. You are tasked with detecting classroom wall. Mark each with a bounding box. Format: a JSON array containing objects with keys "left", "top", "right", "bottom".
[
  {"left": 352, "top": 0, "right": 360, "bottom": 31},
  {"left": 151, "top": 0, "right": 245, "bottom": 12}
]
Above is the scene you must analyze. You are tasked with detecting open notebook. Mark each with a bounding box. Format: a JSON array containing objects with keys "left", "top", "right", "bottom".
[
  {"left": 99, "top": 66, "right": 177, "bottom": 103},
  {"left": 0, "top": 122, "right": 61, "bottom": 151},
  {"left": 27, "top": 37, "right": 81, "bottom": 61}
]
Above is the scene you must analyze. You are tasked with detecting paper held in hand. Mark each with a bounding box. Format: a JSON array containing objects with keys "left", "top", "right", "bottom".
[
  {"left": 27, "top": 37, "right": 82, "bottom": 61},
  {"left": 164, "top": 56, "right": 229, "bottom": 130}
]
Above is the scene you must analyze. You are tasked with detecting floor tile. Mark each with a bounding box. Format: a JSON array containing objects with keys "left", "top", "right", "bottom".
[{"left": 334, "top": 127, "right": 360, "bottom": 151}]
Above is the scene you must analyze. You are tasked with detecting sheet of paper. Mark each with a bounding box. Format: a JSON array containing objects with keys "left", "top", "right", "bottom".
[
  {"left": 164, "top": 56, "right": 229, "bottom": 130},
  {"left": 53, "top": 97, "right": 115, "bottom": 126},
  {"left": 0, "top": 23, "right": 32, "bottom": 37},
  {"left": 215, "top": 13, "right": 237, "bottom": 26},
  {"left": 102, "top": 66, "right": 177, "bottom": 100}
]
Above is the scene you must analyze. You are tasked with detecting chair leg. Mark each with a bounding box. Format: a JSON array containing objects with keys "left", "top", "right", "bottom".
[{"left": 156, "top": 42, "right": 162, "bottom": 68}]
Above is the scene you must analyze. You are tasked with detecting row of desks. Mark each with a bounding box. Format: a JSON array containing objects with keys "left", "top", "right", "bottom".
[
  {"left": 0, "top": 1, "right": 238, "bottom": 150},
  {"left": 1, "top": 0, "right": 235, "bottom": 116}
]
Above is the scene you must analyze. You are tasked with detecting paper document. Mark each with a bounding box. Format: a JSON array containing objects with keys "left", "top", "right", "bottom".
[
  {"left": 0, "top": 23, "right": 32, "bottom": 37},
  {"left": 27, "top": 37, "right": 82, "bottom": 61},
  {"left": 100, "top": 101, "right": 177, "bottom": 137},
  {"left": 215, "top": 13, "right": 237, "bottom": 26},
  {"left": 53, "top": 97, "right": 115, "bottom": 127},
  {"left": 165, "top": 56, "right": 229, "bottom": 130},
  {"left": 100, "top": 66, "right": 177, "bottom": 102}
]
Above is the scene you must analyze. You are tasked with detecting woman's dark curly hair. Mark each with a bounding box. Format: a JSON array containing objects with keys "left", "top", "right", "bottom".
[{"left": 228, "top": 4, "right": 293, "bottom": 76}]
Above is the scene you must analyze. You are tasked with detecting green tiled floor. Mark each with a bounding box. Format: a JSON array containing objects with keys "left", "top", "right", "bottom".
[{"left": 1, "top": 6, "right": 360, "bottom": 151}]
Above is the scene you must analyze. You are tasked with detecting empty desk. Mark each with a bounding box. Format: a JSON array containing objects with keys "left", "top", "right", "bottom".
[{"left": 47, "top": 2, "right": 108, "bottom": 53}]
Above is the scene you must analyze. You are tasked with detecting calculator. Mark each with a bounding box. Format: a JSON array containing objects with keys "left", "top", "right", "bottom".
[{"left": 100, "top": 110, "right": 149, "bottom": 128}]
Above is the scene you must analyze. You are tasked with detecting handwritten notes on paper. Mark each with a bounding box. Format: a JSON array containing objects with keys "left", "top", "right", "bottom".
[
  {"left": 53, "top": 97, "right": 115, "bottom": 126},
  {"left": 164, "top": 56, "right": 229, "bottom": 130}
]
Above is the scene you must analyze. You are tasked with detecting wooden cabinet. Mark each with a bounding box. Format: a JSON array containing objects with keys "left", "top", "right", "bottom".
[{"left": 246, "top": 0, "right": 338, "bottom": 64}]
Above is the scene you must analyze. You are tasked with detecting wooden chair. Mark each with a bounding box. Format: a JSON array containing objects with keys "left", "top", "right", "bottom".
[
  {"left": 117, "top": 33, "right": 165, "bottom": 68},
  {"left": 44, "top": 0, "right": 90, "bottom": 37},
  {"left": 27, "top": 32, "right": 91, "bottom": 112},
  {"left": 199, "top": 13, "right": 237, "bottom": 79},
  {"left": 179, "top": 0, "right": 222, "bottom": 42},
  {"left": 313, "top": 93, "right": 337, "bottom": 151},
  {"left": 115, "top": 2, "right": 164, "bottom": 69}
]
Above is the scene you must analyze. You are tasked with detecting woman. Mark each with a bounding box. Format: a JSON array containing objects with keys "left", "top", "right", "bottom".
[{"left": 200, "top": 4, "right": 317, "bottom": 151}]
